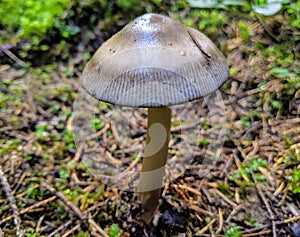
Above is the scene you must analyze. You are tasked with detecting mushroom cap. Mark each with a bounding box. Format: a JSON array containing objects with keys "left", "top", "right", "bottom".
[{"left": 81, "top": 13, "right": 228, "bottom": 107}]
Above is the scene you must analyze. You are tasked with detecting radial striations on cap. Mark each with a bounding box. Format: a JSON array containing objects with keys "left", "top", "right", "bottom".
[{"left": 81, "top": 13, "right": 228, "bottom": 107}]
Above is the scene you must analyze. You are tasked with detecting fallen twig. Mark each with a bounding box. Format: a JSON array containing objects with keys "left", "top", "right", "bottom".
[
  {"left": 211, "top": 188, "right": 238, "bottom": 207},
  {"left": 225, "top": 204, "right": 244, "bottom": 223},
  {"left": 196, "top": 218, "right": 216, "bottom": 235},
  {"left": 61, "top": 223, "right": 81, "bottom": 237},
  {"left": 35, "top": 215, "right": 45, "bottom": 234},
  {"left": 216, "top": 208, "right": 224, "bottom": 234},
  {"left": 241, "top": 215, "right": 300, "bottom": 236},
  {"left": 42, "top": 181, "right": 110, "bottom": 237},
  {"left": 41, "top": 182, "right": 84, "bottom": 220},
  {"left": 242, "top": 224, "right": 270, "bottom": 234},
  {"left": 172, "top": 183, "right": 201, "bottom": 196},
  {"left": 0, "top": 166, "right": 23, "bottom": 236},
  {"left": 88, "top": 218, "right": 109, "bottom": 237},
  {"left": 243, "top": 229, "right": 272, "bottom": 236},
  {"left": 0, "top": 45, "right": 26, "bottom": 67},
  {"left": 250, "top": 171, "right": 277, "bottom": 237},
  {"left": 189, "top": 205, "right": 214, "bottom": 217},
  {"left": 0, "top": 196, "right": 57, "bottom": 225},
  {"left": 47, "top": 220, "right": 73, "bottom": 237},
  {"left": 279, "top": 215, "right": 300, "bottom": 224}
]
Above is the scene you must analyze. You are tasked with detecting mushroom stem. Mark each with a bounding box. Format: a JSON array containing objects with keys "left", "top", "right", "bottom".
[{"left": 138, "top": 106, "right": 171, "bottom": 224}]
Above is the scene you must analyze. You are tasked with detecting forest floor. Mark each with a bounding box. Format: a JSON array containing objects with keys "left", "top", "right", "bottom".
[{"left": 0, "top": 1, "right": 300, "bottom": 237}]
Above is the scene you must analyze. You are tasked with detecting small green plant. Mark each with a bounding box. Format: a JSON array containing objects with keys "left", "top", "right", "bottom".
[
  {"left": 108, "top": 224, "right": 121, "bottom": 237},
  {"left": 91, "top": 118, "right": 105, "bottom": 131},
  {"left": 287, "top": 1, "right": 300, "bottom": 29},
  {"left": 284, "top": 146, "right": 299, "bottom": 165},
  {"left": 240, "top": 111, "right": 261, "bottom": 129},
  {"left": 0, "top": 0, "right": 72, "bottom": 39},
  {"left": 196, "top": 10, "right": 228, "bottom": 37},
  {"left": 35, "top": 124, "right": 50, "bottom": 140},
  {"left": 27, "top": 185, "right": 39, "bottom": 199},
  {"left": 269, "top": 67, "right": 293, "bottom": 79},
  {"left": 24, "top": 232, "right": 46, "bottom": 237},
  {"left": 53, "top": 85, "right": 76, "bottom": 102},
  {"left": 271, "top": 100, "right": 283, "bottom": 110},
  {"left": 231, "top": 158, "right": 268, "bottom": 184},
  {"left": 268, "top": 67, "right": 300, "bottom": 96},
  {"left": 24, "top": 233, "right": 37, "bottom": 237},
  {"left": 63, "top": 129, "right": 75, "bottom": 148},
  {"left": 0, "top": 89, "right": 21, "bottom": 109},
  {"left": 241, "top": 116, "right": 251, "bottom": 129},
  {"left": 200, "top": 138, "right": 210, "bottom": 146},
  {"left": 225, "top": 225, "right": 242, "bottom": 237},
  {"left": 237, "top": 21, "right": 251, "bottom": 41},
  {"left": 287, "top": 167, "right": 300, "bottom": 194},
  {"left": 0, "top": 139, "right": 21, "bottom": 155},
  {"left": 58, "top": 167, "right": 69, "bottom": 179},
  {"left": 115, "top": 0, "right": 141, "bottom": 11},
  {"left": 152, "top": 0, "right": 163, "bottom": 4},
  {"left": 76, "top": 231, "right": 90, "bottom": 237},
  {"left": 252, "top": 0, "right": 267, "bottom": 4},
  {"left": 217, "top": 183, "right": 230, "bottom": 192}
]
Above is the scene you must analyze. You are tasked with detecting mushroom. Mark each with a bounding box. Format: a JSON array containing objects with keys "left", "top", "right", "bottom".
[{"left": 80, "top": 13, "right": 228, "bottom": 224}]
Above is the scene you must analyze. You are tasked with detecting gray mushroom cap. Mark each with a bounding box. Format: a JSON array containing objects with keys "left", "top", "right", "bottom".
[{"left": 81, "top": 13, "right": 228, "bottom": 107}]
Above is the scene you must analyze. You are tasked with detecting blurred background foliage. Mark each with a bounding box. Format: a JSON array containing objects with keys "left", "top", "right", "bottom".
[{"left": 0, "top": 0, "right": 299, "bottom": 65}]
